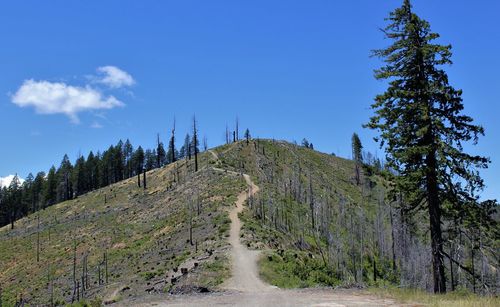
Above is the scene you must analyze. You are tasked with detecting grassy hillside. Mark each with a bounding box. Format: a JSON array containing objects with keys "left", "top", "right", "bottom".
[
  {"left": 214, "top": 139, "right": 498, "bottom": 297},
  {"left": 1, "top": 139, "right": 497, "bottom": 306},
  {"left": 0, "top": 150, "right": 246, "bottom": 306},
  {"left": 213, "top": 139, "right": 401, "bottom": 287}
]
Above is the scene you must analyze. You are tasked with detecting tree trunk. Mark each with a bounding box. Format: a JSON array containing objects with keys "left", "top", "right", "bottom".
[
  {"left": 426, "top": 152, "right": 446, "bottom": 293},
  {"left": 449, "top": 254, "right": 455, "bottom": 291},
  {"left": 389, "top": 203, "right": 397, "bottom": 272},
  {"left": 471, "top": 242, "right": 476, "bottom": 293},
  {"left": 37, "top": 214, "right": 40, "bottom": 262},
  {"left": 105, "top": 251, "right": 108, "bottom": 284}
]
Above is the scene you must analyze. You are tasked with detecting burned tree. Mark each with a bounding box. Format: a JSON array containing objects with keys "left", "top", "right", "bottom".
[
  {"left": 192, "top": 116, "right": 199, "bottom": 172},
  {"left": 169, "top": 119, "right": 176, "bottom": 164},
  {"left": 235, "top": 116, "right": 239, "bottom": 141}
]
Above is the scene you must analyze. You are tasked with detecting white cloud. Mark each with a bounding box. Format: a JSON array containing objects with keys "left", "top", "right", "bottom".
[
  {"left": 90, "top": 121, "right": 103, "bottom": 129},
  {"left": 0, "top": 175, "right": 25, "bottom": 188},
  {"left": 11, "top": 79, "right": 124, "bottom": 123},
  {"left": 96, "top": 66, "right": 135, "bottom": 88}
]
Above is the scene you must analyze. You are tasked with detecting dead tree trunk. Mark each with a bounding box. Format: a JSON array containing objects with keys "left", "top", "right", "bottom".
[
  {"left": 197, "top": 195, "right": 201, "bottom": 216},
  {"left": 449, "top": 253, "right": 455, "bottom": 291},
  {"left": 188, "top": 201, "right": 194, "bottom": 246},
  {"left": 76, "top": 281, "right": 80, "bottom": 302},
  {"left": 37, "top": 214, "right": 40, "bottom": 262},
  {"left": 350, "top": 212, "right": 357, "bottom": 283},
  {"left": 308, "top": 171, "right": 315, "bottom": 230},
  {"left": 235, "top": 117, "right": 239, "bottom": 141},
  {"left": 73, "top": 240, "right": 77, "bottom": 298},
  {"left": 98, "top": 264, "right": 102, "bottom": 285},
  {"left": 193, "top": 116, "right": 199, "bottom": 172},
  {"left": 389, "top": 202, "right": 396, "bottom": 272},
  {"left": 471, "top": 240, "right": 476, "bottom": 293},
  {"left": 105, "top": 251, "right": 108, "bottom": 284},
  {"left": 48, "top": 264, "right": 54, "bottom": 307},
  {"left": 143, "top": 168, "right": 147, "bottom": 189}
]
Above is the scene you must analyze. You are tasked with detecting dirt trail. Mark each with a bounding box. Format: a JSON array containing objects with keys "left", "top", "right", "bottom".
[{"left": 221, "top": 173, "right": 271, "bottom": 292}]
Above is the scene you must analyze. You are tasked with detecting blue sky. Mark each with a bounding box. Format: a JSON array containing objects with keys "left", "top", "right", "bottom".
[{"left": 0, "top": 1, "right": 498, "bottom": 200}]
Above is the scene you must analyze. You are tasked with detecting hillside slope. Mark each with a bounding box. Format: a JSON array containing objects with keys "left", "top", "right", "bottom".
[
  {"left": 214, "top": 139, "right": 498, "bottom": 297},
  {"left": 0, "top": 150, "right": 246, "bottom": 305},
  {"left": 1, "top": 139, "right": 497, "bottom": 306},
  {"left": 213, "top": 139, "right": 399, "bottom": 287}
]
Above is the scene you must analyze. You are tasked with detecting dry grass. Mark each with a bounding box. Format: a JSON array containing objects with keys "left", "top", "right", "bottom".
[
  {"left": 369, "top": 287, "right": 499, "bottom": 307},
  {"left": 0, "top": 150, "right": 246, "bottom": 305}
]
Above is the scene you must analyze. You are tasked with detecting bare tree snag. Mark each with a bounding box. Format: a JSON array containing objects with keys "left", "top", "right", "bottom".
[
  {"left": 72, "top": 239, "right": 77, "bottom": 302},
  {"left": 188, "top": 200, "right": 194, "bottom": 246},
  {"left": 37, "top": 214, "right": 40, "bottom": 262},
  {"left": 170, "top": 118, "right": 176, "bottom": 163},
  {"left": 235, "top": 117, "right": 239, "bottom": 141},
  {"left": 309, "top": 171, "right": 315, "bottom": 230},
  {"left": 105, "top": 251, "right": 109, "bottom": 284},
  {"left": 192, "top": 116, "right": 199, "bottom": 172}
]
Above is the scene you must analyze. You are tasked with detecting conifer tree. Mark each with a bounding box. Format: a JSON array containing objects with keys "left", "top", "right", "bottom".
[
  {"left": 123, "top": 139, "right": 134, "bottom": 178},
  {"left": 144, "top": 149, "right": 156, "bottom": 171},
  {"left": 32, "top": 172, "right": 45, "bottom": 211},
  {"left": 182, "top": 133, "right": 191, "bottom": 160},
  {"left": 244, "top": 129, "right": 251, "bottom": 145},
  {"left": 366, "top": 0, "right": 489, "bottom": 293},
  {"left": 132, "top": 146, "right": 145, "bottom": 175},
  {"left": 156, "top": 134, "right": 167, "bottom": 168},
  {"left": 114, "top": 140, "right": 125, "bottom": 182},
  {"left": 44, "top": 166, "right": 58, "bottom": 208},
  {"left": 351, "top": 133, "right": 363, "bottom": 163},
  {"left": 22, "top": 173, "right": 34, "bottom": 214},
  {"left": 7, "top": 175, "right": 21, "bottom": 229},
  {"left": 352, "top": 133, "right": 363, "bottom": 185},
  {"left": 72, "top": 156, "right": 86, "bottom": 197},
  {"left": 57, "top": 154, "right": 73, "bottom": 202}
]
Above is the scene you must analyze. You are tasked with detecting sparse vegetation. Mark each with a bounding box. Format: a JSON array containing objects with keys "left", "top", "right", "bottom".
[
  {"left": 369, "top": 287, "right": 500, "bottom": 307},
  {"left": 0, "top": 150, "right": 245, "bottom": 305}
]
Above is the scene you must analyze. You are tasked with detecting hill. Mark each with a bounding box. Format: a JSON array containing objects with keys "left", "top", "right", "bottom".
[{"left": 0, "top": 139, "right": 498, "bottom": 306}]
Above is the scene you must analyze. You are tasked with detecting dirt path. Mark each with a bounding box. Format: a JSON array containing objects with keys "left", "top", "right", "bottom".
[{"left": 221, "top": 173, "right": 271, "bottom": 292}]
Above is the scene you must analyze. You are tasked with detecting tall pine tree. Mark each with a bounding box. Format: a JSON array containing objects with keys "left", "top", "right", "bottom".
[{"left": 366, "top": 0, "right": 489, "bottom": 293}]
